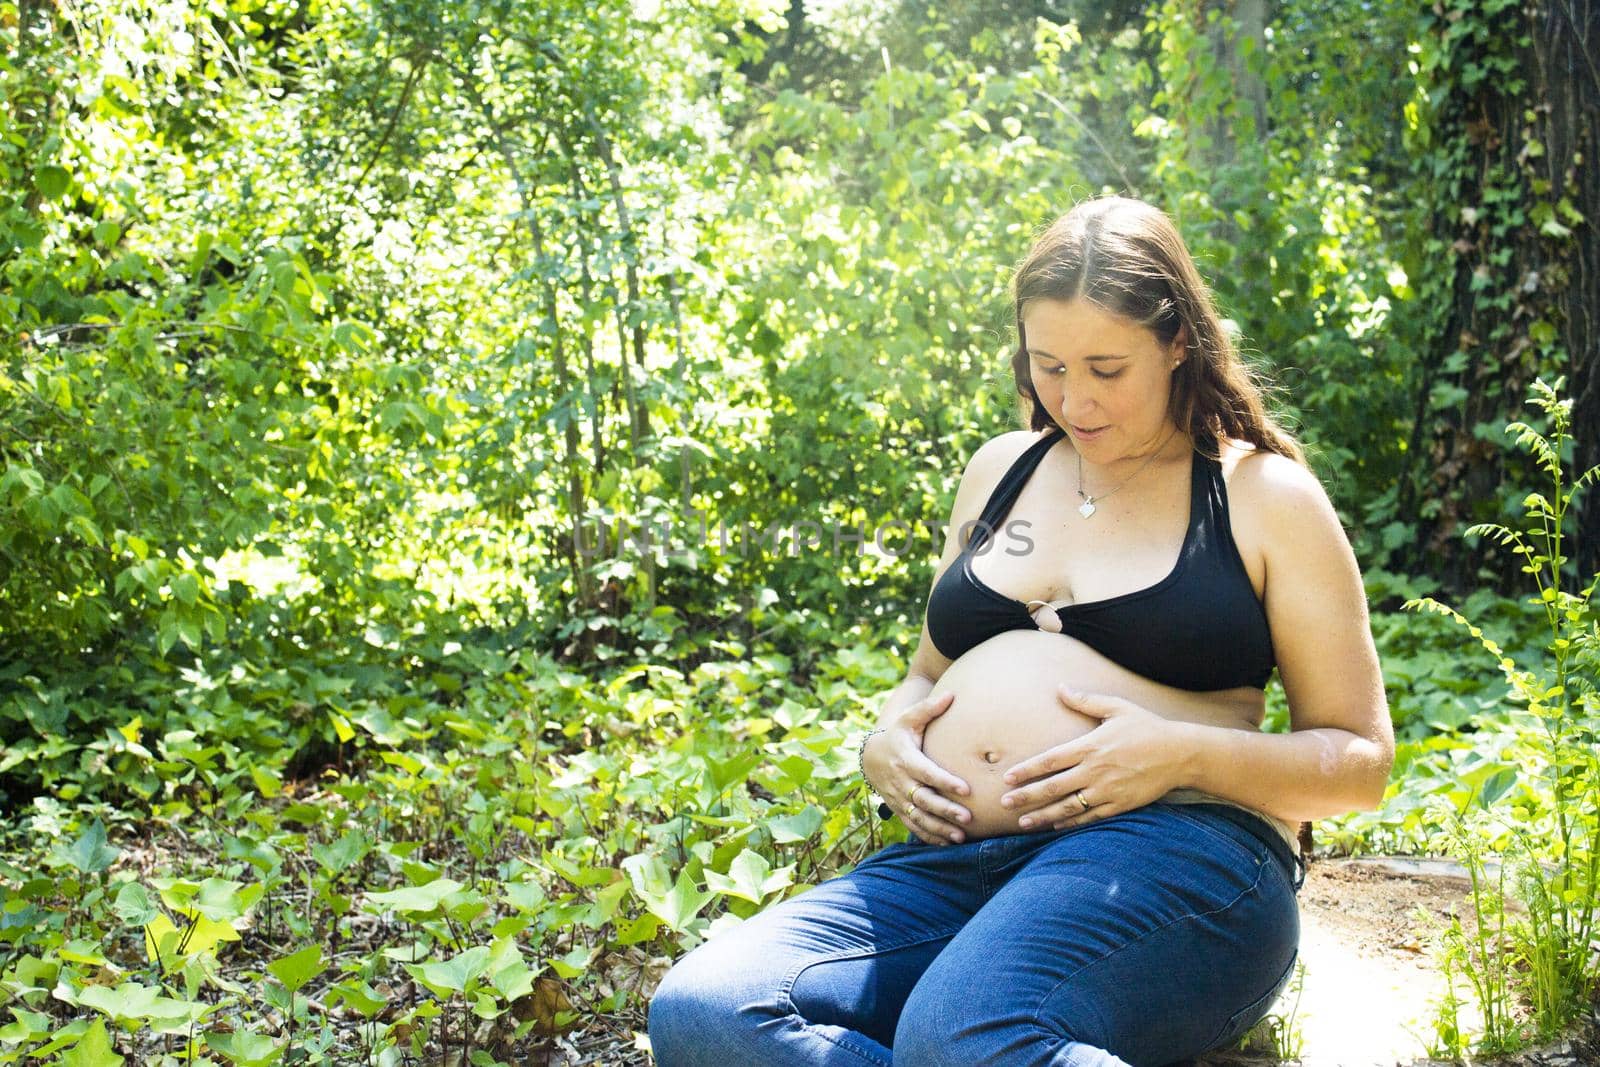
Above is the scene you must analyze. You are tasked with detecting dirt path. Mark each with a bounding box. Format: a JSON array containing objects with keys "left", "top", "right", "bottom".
[
  {"left": 1289, "top": 858, "right": 1479, "bottom": 1065},
  {"left": 1201, "top": 857, "right": 1599, "bottom": 1067}
]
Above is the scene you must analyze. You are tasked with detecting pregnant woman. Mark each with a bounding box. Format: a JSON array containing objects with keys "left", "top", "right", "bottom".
[{"left": 648, "top": 196, "right": 1394, "bottom": 1067}]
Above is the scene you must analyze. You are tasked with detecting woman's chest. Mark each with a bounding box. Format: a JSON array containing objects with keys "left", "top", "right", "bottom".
[{"left": 968, "top": 450, "right": 1267, "bottom": 609}]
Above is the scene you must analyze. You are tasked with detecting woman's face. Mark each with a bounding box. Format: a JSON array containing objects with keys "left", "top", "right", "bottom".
[{"left": 1022, "top": 297, "right": 1185, "bottom": 462}]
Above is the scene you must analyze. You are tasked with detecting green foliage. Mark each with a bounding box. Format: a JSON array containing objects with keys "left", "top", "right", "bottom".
[
  {"left": 0, "top": 628, "right": 903, "bottom": 1062},
  {"left": 1401, "top": 380, "right": 1600, "bottom": 1054},
  {"left": 3, "top": 0, "right": 1598, "bottom": 1060}
]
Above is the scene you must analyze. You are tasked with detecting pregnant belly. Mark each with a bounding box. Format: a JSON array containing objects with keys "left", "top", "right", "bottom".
[{"left": 922, "top": 630, "right": 1263, "bottom": 840}]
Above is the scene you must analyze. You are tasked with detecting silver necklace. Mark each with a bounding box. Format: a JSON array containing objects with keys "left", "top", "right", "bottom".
[{"left": 1075, "top": 427, "right": 1180, "bottom": 519}]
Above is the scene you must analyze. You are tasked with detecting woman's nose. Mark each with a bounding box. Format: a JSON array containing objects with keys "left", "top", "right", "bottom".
[{"left": 1061, "top": 392, "right": 1095, "bottom": 422}]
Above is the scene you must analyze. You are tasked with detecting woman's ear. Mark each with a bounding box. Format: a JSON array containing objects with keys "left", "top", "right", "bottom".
[{"left": 1169, "top": 326, "right": 1188, "bottom": 368}]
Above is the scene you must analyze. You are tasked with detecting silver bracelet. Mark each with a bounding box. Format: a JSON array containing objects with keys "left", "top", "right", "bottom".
[
  {"left": 856, "top": 727, "right": 886, "bottom": 783},
  {"left": 857, "top": 728, "right": 894, "bottom": 819}
]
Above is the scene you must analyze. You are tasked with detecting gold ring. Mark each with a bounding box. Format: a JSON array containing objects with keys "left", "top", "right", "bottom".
[
  {"left": 1077, "top": 792, "right": 1092, "bottom": 814},
  {"left": 907, "top": 784, "right": 920, "bottom": 806}
]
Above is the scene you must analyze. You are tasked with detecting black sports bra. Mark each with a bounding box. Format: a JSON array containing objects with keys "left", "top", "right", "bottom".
[{"left": 925, "top": 430, "right": 1276, "bottom": 691}]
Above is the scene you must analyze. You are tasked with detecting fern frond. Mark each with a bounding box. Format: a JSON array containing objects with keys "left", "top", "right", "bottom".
[
  {"left": 1465, "top": 523, "right": 1518, "bottom": 545},
  {"left": 1404, "top": 596, "right": 1511, "bottom": 662},
  {"left": 1506, "top": 421, "right": 1562, "bottom": 479}
]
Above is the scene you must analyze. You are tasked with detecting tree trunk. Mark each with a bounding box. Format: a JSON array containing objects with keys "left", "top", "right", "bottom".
[
  {"left": 1405, "top": 0, "right": 1596, "bottom": 593},
  {"left": 1531, "top": 0, "right": 1599, "bottom": 577}
]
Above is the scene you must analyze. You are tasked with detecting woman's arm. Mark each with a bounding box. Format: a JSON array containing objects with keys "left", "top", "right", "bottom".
[
  {"left": 1170, "top": 452, "right": 1394, "bottom": 821},
  {"left": 861, "top": 431, "right": 1040, "bottom": 843},
  {"left": 997, "top": 451, "right": 1394, "bottom": 828}
]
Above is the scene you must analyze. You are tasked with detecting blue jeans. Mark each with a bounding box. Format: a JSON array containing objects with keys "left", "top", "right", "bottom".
[{"left": 648, "top": 802, "right": 1302, "bottom": 1067}]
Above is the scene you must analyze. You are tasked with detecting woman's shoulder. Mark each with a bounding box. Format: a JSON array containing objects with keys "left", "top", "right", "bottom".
[
  {"left": 948, "top": 429, "right": 1050, "bottom": 515},
  {"left": 1219, "top": 438, "right": 1344, "bottom": 548},
  {"left": 1220, "top": 439, "right": 1324, "bottom": 500},
  {"left": 953, "top": 428, "right": 1043, "bottom": 479}
]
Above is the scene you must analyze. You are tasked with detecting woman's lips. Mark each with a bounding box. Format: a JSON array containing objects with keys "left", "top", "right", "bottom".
[{"left": 1070, "top": 424, "right": 1109, "bottom": 441}]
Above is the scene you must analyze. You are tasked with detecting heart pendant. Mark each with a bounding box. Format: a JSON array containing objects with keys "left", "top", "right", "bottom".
[{"left": 1078, "top": 499, "right": 1097, "bottom": 519}]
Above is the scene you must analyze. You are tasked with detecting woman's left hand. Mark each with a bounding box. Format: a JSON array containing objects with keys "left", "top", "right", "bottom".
[{"left": 998, "top": 685, "right": 1192, "bottom": 831}]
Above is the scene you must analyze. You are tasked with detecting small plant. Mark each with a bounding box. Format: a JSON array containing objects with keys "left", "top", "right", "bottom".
[
  {"left": 1417, "top": 906, "right": 1470, "bottom": 1062},
  {"left": 1406, "top": 378, "right": 1600, "bottom": 1054},
  {"left": 1239, "top": 957, "right": 1307, "bottom": 1062}
]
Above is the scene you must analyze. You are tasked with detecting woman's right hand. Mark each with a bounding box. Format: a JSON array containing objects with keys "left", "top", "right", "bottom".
[{"left": 863, "top": 692, "right": 973, "bottom": 844}]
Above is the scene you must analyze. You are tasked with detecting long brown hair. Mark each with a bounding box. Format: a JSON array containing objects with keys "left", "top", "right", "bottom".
[{"left": 1010, "top": 196, "right": 1304, "bottom": 465}]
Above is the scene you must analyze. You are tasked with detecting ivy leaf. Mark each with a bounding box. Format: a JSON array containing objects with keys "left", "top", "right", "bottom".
[
  {"left": 704, "top": 849, "right": 795, "bottom": 904},
  {"left": 181, "top": 914, "right": 244, "bottom": 957},
  {"left": 489, "top": 958, "right": 537, "bottom": 1002},
  {"left": 501, "top": 880, "right": 547, "bottom": 914},
  {"left": 768, "top": 806, "right": 825, "bottom": 844},
  {"left": 636, "top": 868, "right": 711, "bottom": 933},
  {"left": 54, "top": 821, "right": 120, "bottom": 874},
  {"left": 112, "top": 882, "right": 157, "bottom": 926},
  {"left": 1478, "top": 769, "right": 1517, "bottom": 808},
  {"left": 59, "top": 1019, "right": 124, "bottom": 1067},
  {"left": 205, "top": 1028, "right": 282, "bottom": 1066},
  {"left": 191, "top": 879, "right": 262, "bottom": 921},
  {"left": 547, "top": 944, "right": 593, "bottom": 980},
  {"left": 614, "top": 911, "right": 661, "bottom": 946},
  {"left": 326, "top": 979, "right": 388, "bottom": 1018},
  {"left": 0, "top": 1008, "right": 51, "bottom": 1044},
  {"left": 58, "top": 939, "right": 110, "bottom": 966},
  {"left": 364, "top": 877, "right": 464, "bottom": 917},
  {"left": 266, "top": 945, "right": 324, "bottom": 994},
  {"left": 144, "top": 913, "right": 180, "bottom": 964},
  {"left": 310, "top": 831, "right": 371, "bottom": 874},
  {"left": 404, "top": 946, "right": 491, "bottom": 997},
  {"left": 77, "top": 982, "right": 206, "bottom": 1029}
]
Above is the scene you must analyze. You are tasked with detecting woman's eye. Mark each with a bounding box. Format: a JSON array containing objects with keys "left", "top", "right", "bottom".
[{"left": 1092, "top": 369, "right": 1123, "bottom": 381}]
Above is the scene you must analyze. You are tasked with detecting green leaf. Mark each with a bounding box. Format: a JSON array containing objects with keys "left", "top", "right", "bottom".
[
  {"left": 0, "top": 1008, "right": 51, "bottom": 1044},
  {"left": 310, "top": 831, "right": 370, "bottom": 874},
  {"left": 193, "top": 878, "right": 263, "bottom": 921},
  {"left": 326, "top": 978, "right": 387, "bottom": 1018},
  {"left": 34, "top": 165, "right": 70, "bottom": 200},
  {"left": 501, "top": 880, "right": 547, "bottom": 914},
  {"left": 112, "top": 882, "right": 157, "bottom": 926},
  {"left": 661, "top": 872, "right": 714, "bottom": 931},
  {"left": 327, "top": 709, "right": 355, "bottom": 743},
  {"left": 705, "top": 750, "right": 763, "bottom": 793},
  {"left": 704, "top": 849, "right": 794, "bottom": 904},
  {"left": 404, "top": 946, "right": 491, "bottom": 997},
  {"left": 488, "top": 958, "right": 537, "bottom": 1002},
  {"left": 1478, "top": 769, "right": 1517, "bottom": 807},
  {"left": 77, "top": 983, "right": 206, "bottom": 1029},
  {"left": 59, "top": 1019, "right": 123, "bottom": 1067},
  {"left": 206, "top": 1029, "right": 282, "bottom": 1066},
  {"left": 58, "top": 939, "right": 111, "bottom": 966},
  {"left": 266, "top": 944, "right": 323, "bottom": 994},
  {"left": 365, "top": 877, "right": 465, "bottom": 917},
  {"left": 614, "top": 911, "right": 661, "bottom": 945},
  {"left": 547, "top": 944, "right": 593, "bottom": 979},
  {"left": 768, "top": 806, "right": 825, "bottom": 844},
  {"left": 54, "top": 820, "right": 120, "bottom": 874}
]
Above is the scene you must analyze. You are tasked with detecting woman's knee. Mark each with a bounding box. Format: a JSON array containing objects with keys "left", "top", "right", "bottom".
[
  {"left": 893, "top": 984, "right": 1028, "bottom": 1067},
  {"left": 893, "top": 965, "right": 1128, "bottom": 1067},
  {"left": 648, "top": 951, "right": 728, "bottom": 1058},
  {"left": 895, "top": 1006, "right": 1126, "bottom": 1067},
  {"left": 648, "top": 940, "right": 781, "bottom": 1065}
]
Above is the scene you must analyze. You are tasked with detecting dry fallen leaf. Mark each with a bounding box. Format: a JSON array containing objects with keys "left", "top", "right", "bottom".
[{"left": 513, "top": 976, "right": 575, "bottom": 1035}]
